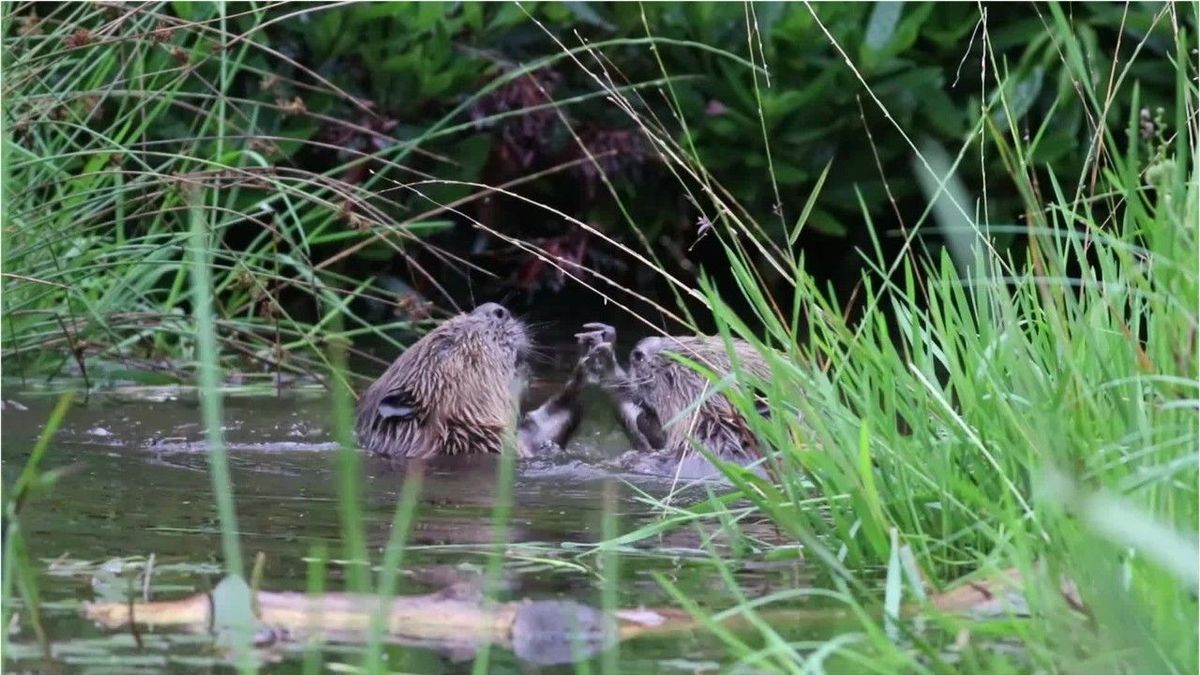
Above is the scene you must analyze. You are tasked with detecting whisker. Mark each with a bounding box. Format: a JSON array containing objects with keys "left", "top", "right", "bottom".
[
  {"left": 527, "top": 347, "right": 567, "bottom": 367},
  {"left": 523, "top": 319, "right": 558, "bottom": 334}
]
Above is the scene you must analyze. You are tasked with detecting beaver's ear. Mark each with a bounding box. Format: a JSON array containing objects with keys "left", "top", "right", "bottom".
[
  {"left": 378, "top": 389, "right": 418, "bottom": 421},
  {"left": 426, "top": 332, "right": 454, "bottom": 358}
]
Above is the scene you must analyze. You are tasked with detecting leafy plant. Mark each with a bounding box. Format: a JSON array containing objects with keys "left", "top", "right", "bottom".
[
  {"left": 558, "top": 2, "right": 1198, "bottom": 671},
  {"left": 1, "top": 2, "right": 465, "bottom": 385}
]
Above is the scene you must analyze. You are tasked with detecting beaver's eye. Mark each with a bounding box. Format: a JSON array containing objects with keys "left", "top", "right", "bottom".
[
  {"left": 492, "top": 306, "right": 507, "bottom": 320},
  {"left": 631, "top": 349, "right": 644, "bottom": 362}
]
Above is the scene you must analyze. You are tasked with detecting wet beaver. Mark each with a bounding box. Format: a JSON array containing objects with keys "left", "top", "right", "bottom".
[
  {"left": 356, "top": 302, "right": 580, "bottom": 458},
  {"left": 571, "top": 323, "right": 772, "bottom": 461}
]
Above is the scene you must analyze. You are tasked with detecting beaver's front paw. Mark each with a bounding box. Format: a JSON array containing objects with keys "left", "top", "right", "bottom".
[
  {"left": 574, "top": 323, "right": 619, "bottom": 384},
  {"left": 579, "top": 341, "right": 617, "bottom": 384},
  {"left": 574, "top": 322, "right": 616, "bottom": 349}
]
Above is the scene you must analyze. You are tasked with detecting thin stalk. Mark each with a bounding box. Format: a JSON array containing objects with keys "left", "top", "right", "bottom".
[
  {"left": 365, "top": 466, "right": 425, "bottom": 674},
  {"left": 330, "top": 318, "right": 369, "bottom": 593},
  {"left": 600, "top": 480, "right": 620, "bottom": 675},
  {"left": 302, "top": 544, "right": 328, "bottom": 675},
  {"left": 186, "top": 185, "right": 243, "bottom": 577},
  {"left": 471, "top": 444, "right": 517, "bottom": 675}
]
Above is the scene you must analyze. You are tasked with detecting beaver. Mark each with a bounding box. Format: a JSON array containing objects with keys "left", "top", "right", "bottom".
[
  {"left": 356, "top": 302, "right": 580, "bottom": 458},
  {"left": 572, "top": 323, "right": 773, "bottom": 461}
]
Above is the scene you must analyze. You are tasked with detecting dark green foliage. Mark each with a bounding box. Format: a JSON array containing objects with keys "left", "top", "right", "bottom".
[
  {"left": 2, "top": 3, "right": 1196, "bottom": 672},
  {"left": 4, "top": 2, "right": 1187, "bottom": 375}
]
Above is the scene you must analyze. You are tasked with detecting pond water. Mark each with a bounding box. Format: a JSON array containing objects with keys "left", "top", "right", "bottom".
[{"left": 2, "top": 369, "right": 841, "bottom": 673}]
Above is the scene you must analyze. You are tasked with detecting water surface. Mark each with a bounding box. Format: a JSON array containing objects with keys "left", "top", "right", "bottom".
[{"left": 3, "top": 385, "right": 830, "bottom": 672}]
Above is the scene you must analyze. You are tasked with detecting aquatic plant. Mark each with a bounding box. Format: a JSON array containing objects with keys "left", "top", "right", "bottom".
[
  {"left": 553, "top": 3, "right": 1198, "bottom": 672},
  {"left": 2, "top": 2, "right": 1195, "bottom": 673},
  {"left": 2, "top": 2, "right": 623, "bottom": 387}
]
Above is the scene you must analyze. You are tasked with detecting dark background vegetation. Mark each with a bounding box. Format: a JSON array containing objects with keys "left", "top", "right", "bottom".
[
  {"left": 3, "top": 1, "right": 1185, "bottom": 380},
  {"left": 3, "top": 5, "right": 1195, "bottom": 673},
  {"left": 228, "top": 2, "right": 1179, "bottom": 315}
]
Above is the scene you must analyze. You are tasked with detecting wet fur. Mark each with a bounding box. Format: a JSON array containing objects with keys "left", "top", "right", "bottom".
[
  {"left": 626, "top": 336, "right": 771, "bottom": 459},
  {"left": 355, "top": 304, "right": 531, "bottom": 458},
  {"left": 578, "top": 333, "right": 771, "bottom": 460}
]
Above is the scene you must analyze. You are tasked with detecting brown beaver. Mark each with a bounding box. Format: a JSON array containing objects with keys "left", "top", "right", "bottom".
[
  {"left": 571, "top": 323, "right": 772, "bottom": 460},
  {"left": 356, "top": 302, "right": 580, "bottom": 458}
]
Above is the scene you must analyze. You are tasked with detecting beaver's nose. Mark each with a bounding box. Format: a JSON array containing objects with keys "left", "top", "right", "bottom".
[{"left": 475, "top": 302, "right": 509, "bottom": 321}]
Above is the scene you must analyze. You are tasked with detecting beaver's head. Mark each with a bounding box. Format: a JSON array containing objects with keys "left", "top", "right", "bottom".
[
  {"left": 422, "top": 302, "right": 531, "bottom": 374},
  {"left": 626, "top": 336, "right": 699, "bottom": 391},
  {"left": 356, "top": 302, "right": 533, "bottom": 457},
  {"left": 624, "top": 335, "right": 769, "bottom": 458}
]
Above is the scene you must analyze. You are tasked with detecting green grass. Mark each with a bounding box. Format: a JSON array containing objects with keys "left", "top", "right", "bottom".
[
  {"left": 3, "top": 2, "right": 1197, "bottom": 674},
  {"left": 0, "top": 3, "right": 738, "bottom": 386},
  {"left": 548, "top": 5, "right": 1199, "bottom": 673},
  {"left": 1, "top": 392, "right": 74, "bottom": 663},
  {"left": 1, "top": 2, "right": 421, "bottom": 388},
  {"left": 4, "top": 3, "right": 660, "bottom": 386}
]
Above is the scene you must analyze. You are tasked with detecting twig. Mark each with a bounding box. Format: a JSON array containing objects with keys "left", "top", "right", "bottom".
[
  {"left": 142, "top": 553, "right": 155, "bottom": 603},
  {"left": 52, "top": 313, "right": 90, "bottom": 395}
]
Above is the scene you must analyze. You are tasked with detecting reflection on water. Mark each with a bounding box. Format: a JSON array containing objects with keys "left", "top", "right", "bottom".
[{"left": 1, "top": 387, "right": 819, "bottom": 672}]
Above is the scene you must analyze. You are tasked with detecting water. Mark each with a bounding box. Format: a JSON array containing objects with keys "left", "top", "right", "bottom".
[{"left": 2, "top": 384, "right": 831, "bottom": 673}]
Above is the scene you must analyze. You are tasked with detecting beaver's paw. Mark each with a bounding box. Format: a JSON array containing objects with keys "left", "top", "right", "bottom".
[
  {"left": 578, "top": 341, "right": 618, "bottom": 384},
  {"left": 574, "top": 324, "right": 618, "bottom": 384},
  {"left": 576, "top": 322, "right": 616, "bottom": 348}
]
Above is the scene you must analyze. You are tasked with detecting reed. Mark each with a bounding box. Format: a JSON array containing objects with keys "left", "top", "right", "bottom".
[
  {"left": 553, "top": 5, "right": 1198, "bottom": 671},
  {"left": 3, "top": 2, "right": 1194, "bottom": 672}
]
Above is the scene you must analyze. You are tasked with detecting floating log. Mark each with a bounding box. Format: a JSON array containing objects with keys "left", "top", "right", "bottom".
[{"left": 82, "top": 566, "right": 1083, "bottom": 665}]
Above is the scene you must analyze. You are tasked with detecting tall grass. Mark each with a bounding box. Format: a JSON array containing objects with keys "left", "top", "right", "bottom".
[
  {"left": 3, "top": 4, "right": 673, "bottom": 671},
  {"left": 0, "top": 3, "right": 729, "bottom": 386},
  {"left": 1, "top": 393, "right": 74, "bottom": 664},
  {"left": 2, "top": 2, "right": 647, "bottom": 385},
  {"left": 2, "top": 2, "right": 419, "bottom": 387},
  {"left": 519, "top": 4, "right": 1199, "bottom": 672},
  {"left": 3, "top": 2, "right": 1195, "bottom": 673}
]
